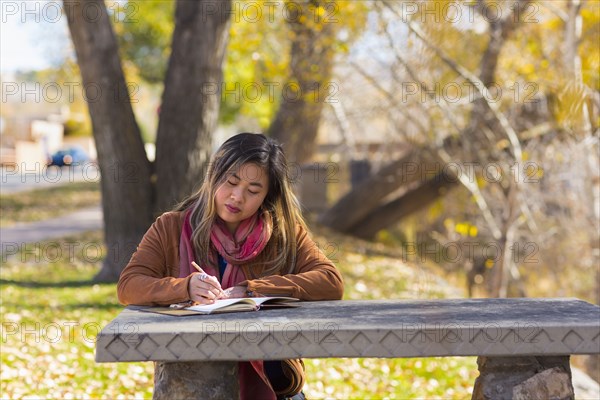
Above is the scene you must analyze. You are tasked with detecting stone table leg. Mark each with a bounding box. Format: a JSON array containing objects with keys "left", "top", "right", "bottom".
[
  {"left": 153, "top": 361, "right": 239, "bottom": 400},
  {"left": 471, "top": 356, "right": 574, "bottom": 400}
]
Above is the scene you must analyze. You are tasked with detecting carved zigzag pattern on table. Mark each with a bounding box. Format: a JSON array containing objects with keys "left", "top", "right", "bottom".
[{"left": 99, "top": 326, "right": 600, "bottom": 362}]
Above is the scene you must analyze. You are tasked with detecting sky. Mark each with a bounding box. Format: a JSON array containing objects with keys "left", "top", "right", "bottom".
[{"left": 1, "top": 1, "right": 70, "bottom": 73}]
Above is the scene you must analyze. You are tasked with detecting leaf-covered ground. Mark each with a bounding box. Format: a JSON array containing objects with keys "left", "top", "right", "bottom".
[{"left": 1, "top": 228, "right": 479, "bottom": 398}]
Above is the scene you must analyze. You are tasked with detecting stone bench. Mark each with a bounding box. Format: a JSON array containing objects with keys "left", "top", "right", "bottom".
[{"left": 96, "top": 298, "right": 600, "bottom": 399}]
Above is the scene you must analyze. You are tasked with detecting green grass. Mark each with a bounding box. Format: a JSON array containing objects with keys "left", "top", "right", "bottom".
[
  {"left": 0, "top": 181, "right": 101, "bottom": 227},
  {"left": 0, "top": 231, "right": 154, "bottom": 398},
  {"left": 0, "top": 228, "right": 479, "bottom": 399}
]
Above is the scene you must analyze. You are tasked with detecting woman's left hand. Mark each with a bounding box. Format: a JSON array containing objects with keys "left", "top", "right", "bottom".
[{"left": 219, "top": 286, "right": 248, "bottom": 299}]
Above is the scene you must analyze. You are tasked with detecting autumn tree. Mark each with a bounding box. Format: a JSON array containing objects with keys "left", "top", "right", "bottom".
[
  {"left": 266, "top": 0, "right": 339, "bottom": 163},
  {"left": 64, "top": 0, "right": 231, "bottom": 281},
  {"left": 319, "top": 0, "right": 599, "bottom": 299}
]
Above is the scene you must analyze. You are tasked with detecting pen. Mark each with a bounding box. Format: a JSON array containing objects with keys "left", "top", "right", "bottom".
[{"left": 191, "top": 261, "right": 203, "bottom": 273}]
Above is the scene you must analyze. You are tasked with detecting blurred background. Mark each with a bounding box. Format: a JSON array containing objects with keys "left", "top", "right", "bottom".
[{"left": 1, "top": 0, "right": 598, "bottom": 398}]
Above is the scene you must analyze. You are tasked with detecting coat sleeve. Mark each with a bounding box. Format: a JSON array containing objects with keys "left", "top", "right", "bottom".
[
  {"left": 242, "top": 225, "right": 344, "bottom": 301},
  {"left": 117, "top": 212, "right": 192, "bottom": 306}
]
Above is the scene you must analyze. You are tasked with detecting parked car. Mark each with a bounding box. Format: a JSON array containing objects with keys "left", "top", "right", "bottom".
[{"left": 47, "top": 146, "right": 90, "bottom": 167}]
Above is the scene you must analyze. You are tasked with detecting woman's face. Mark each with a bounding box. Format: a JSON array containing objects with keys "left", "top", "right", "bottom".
[{"left": 215, "top": 163, "right": 269, "bottom": 234}]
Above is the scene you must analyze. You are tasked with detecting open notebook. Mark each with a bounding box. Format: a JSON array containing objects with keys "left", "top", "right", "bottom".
[{"left": 141, "top": 297, "right": 299, "bottom": 316}]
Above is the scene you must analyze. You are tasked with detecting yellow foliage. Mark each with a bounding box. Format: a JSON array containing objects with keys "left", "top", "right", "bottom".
[
  {"left": 520, "top": 63, "right": 535, "bottom": 76},
  {"left": 223, "top": 0, "right": 368, "bottom": 127},
  {"left": 495, "top": 0, "right": 598, "bottom": 124},
  {"left": 313, "top": 5, "right": 325, "bottom": 18},
  {"left": 427, "top": 199, "right": 445, "bottom": 221},
  {"left": 553, "top": 81, "right": 589, "bottom": 129},
  {"left": 476, "top": 176, "right": 487, "bottom": 188},
  {"left": 469, "top": 226, "right": 478, "bottom": 237},
  {"left": 454, "top": 222, "right": 478, "bottom": 237},
  {"left": 456, "top": 223, "right": 468, "bottom": 236}
]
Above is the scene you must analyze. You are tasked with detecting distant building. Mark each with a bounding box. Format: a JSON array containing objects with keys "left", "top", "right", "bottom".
[{"left": 0, "top": 73, "right": 95, "bottom": 167}]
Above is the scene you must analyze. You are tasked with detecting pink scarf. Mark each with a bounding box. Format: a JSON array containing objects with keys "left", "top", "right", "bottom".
[{"left": 179, "top": 209, "right": 276, "bottom": 400}]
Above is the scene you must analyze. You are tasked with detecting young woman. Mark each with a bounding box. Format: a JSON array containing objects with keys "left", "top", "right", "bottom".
[{"left": 117, "top": 133, "right": 344, "bottom": 399}]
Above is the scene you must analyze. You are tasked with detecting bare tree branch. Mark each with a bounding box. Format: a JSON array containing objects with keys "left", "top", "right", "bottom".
[
  {"left": 349, "top": 61, "right": 429, "bottom": 137},
  {"left": 382, "top": 0, "right": 525, "bottom": 164}
]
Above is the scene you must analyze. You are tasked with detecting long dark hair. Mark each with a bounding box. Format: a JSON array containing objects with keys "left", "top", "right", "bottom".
[{"left": 176, "top": 133, "right": 305, "bottom": 275}]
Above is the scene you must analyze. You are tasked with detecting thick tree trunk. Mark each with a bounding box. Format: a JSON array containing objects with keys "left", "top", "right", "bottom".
[
  {"left": 154, "top": 0, "right": 232, "bottom": 213},
  {"left": 268, "top": 0, "right": 337, "bottom": 164},
  {"left": 477, "top": 0, "right": 531, "bottom": 87},
  {"left": 65, "top": 0, "right": 231, "bottom": 281},
  {"left": 349, "top": 173, "right": 458, "bottom": 240},
  {"left": 468, "top": 0, "right": 533, "bottom": 142},
  {"left": 64, "top": 0, "right": 153, "bottom": 282},
  {"left": 319, "top": 152, "right": 441, "bottom": 231}
]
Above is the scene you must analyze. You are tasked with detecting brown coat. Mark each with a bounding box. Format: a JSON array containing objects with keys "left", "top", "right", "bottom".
[{"left": 117, "top": 211, "right": 344, "bottom": 306}]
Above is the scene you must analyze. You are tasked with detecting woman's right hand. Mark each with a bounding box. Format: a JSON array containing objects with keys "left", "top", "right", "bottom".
[{"left": 188, "top": 272, "right": 225, "bottom": 304}]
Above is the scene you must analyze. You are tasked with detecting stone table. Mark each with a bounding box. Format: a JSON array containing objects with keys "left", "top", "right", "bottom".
[{"left": 96, "top": 298, "right": 600, "bottom": 399}]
